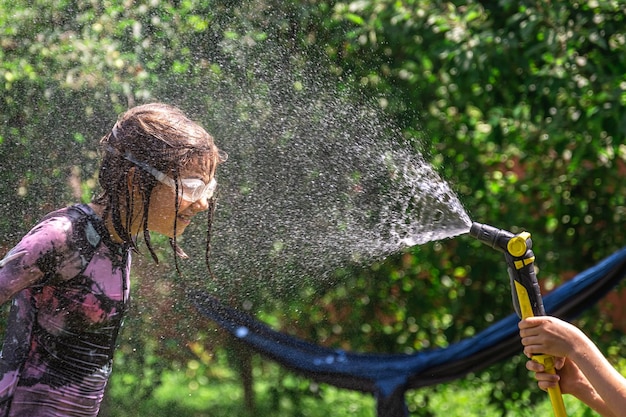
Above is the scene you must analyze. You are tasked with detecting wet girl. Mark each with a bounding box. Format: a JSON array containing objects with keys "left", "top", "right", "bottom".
[{"left": 0, "top": 103, "right": 226, "bottom": 416}]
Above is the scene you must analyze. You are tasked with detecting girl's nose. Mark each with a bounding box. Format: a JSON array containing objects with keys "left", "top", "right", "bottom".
[{"left": 191, "top": 196, "right": 210, "bottom": 212}]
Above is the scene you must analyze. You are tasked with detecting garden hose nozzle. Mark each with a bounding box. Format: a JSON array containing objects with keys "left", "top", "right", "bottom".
[{"left": 469, "top": 222, "right": 567, "bottom": 417}]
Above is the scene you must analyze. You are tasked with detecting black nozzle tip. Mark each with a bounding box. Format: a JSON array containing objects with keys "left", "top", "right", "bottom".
[
  {"left": 469, "top": 222, "right": 484, "bottom": 238},
  {"left": 468, "top": 222, "right": 513, "bottom": 252}
]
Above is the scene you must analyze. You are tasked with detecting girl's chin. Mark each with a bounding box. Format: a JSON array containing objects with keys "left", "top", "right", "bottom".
[
  {"left": 177, "top": 216, "right": 192, "bottom": 226},
  {"left": 174, "top": 220, "right": 191, "bottom": 235}
]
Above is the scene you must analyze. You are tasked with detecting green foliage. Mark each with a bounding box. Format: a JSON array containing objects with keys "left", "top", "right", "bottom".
[
  {"left": 103, "top": 346, "right": 601, "bottom": 416},
  {"left": 324, "top": 0, "right": 626, "bottom": 259},
  {"left": 233, "top": 0, "right": 626, "bottom": 412},
  {"left": 1, "top": 0, "right": 626, "bottom": 415}
]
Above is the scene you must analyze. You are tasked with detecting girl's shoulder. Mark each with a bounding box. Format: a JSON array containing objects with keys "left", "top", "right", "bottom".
[
  {"left": 0, "top": 205, "right": 109, "bottom": 296},
  {"left": 21, "top": 204, "right": 107, "bottom": 273},
  {"left": 30, "top": 204, "right": 101, "bottom": 245}
]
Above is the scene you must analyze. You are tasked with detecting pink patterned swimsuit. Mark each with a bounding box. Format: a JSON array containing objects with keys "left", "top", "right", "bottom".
[{"left": 0, "top": 205, "right": 131, "bottom": 416}]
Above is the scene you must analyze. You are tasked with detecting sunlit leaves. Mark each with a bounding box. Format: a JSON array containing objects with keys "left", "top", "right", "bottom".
[{"left": 2, "top": 1, "right": 626, "bottom": 414}]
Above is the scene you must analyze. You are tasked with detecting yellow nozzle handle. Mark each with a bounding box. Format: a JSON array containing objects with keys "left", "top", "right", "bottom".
[
  {"left": 514, "top": 283, "right": 568, "bottom": 417},
  {"left": 470, "top": 223, "right": 567, "bottom": 416},
  {"left": 534, "top": 355, "right": 568, "bottom": 417}
]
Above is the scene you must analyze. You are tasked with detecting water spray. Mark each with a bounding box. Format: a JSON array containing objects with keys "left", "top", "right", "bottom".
[{"left": 469, "top": 222, "right": 567, "bottom": 417}]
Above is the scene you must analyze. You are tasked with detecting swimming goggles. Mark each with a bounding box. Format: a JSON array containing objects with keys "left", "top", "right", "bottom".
[{"left": 107, "top": 146, "right": 217, "bottom": 203}]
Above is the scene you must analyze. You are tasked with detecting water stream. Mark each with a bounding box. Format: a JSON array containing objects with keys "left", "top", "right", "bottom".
[{"left": 181, "top": 41, "right": 472, "bottom": 297}]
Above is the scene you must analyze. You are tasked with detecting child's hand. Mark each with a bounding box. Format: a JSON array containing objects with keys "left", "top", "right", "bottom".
[
  {"left": 526, "top": 357, "right": 565, "bottom": 391},
  {"left": 519, "top": 316, "right": 582, "bottom": 359},
  {"left": 527, "top": 355, "right": 594, "bottom": 399}
]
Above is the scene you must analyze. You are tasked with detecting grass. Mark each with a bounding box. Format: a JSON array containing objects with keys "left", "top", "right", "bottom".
[{"left": 102, "top": 351, "right": 603, "bottom": 417}]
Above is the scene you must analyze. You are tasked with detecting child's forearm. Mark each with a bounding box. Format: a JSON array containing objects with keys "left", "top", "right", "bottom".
[
  {"left": 569, "top": 336, "right": 626, "bottom": 417},
  {"left": 570, "top": 382, "right": 617, "bottom": 417}
]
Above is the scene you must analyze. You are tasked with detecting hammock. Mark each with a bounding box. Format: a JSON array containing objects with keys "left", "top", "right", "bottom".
[{"left": 190, "top": 246, "right": 626, "bottom": 417}]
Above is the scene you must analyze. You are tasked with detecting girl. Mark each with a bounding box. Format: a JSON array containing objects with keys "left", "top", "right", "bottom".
[{"left": 0, "top": 103, "right": 226, "bottom": 416}]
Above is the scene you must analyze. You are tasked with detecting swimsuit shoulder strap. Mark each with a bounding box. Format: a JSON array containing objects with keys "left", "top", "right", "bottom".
[{"left": 68, "top": 204, "right": 107, "bottom": 276}]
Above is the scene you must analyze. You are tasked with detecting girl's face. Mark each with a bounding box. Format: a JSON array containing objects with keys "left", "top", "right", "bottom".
[{"left": 146, "top": 159, "right": 214, "bottom": 238}]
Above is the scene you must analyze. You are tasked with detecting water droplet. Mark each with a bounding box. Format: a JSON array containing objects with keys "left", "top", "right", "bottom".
[{"left": 235, "top": 326, "right": 249, "bottom": 338}]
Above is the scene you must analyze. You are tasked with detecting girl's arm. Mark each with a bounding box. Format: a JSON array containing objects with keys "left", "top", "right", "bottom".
[
  {"left": 520, "top": 316, "right": 626, "bottom": 417},
  {"left": 0, "top": 213, "right": 80, "bottom": 304},
  {"left": 527, "top": 356, "right": 616, "bottom": 417},
  {"left": 0, "top": 247, "right": 42, "bottom": 304}
]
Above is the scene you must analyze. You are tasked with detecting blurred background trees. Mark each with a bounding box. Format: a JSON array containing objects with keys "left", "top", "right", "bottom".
[{"left": 1, "top": 0, "right": 626, "bottom": 415}]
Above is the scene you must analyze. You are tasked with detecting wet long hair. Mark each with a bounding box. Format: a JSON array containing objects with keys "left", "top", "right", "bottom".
[{"left": 94, "top": 103, "right": 226, "bottom": 272}]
